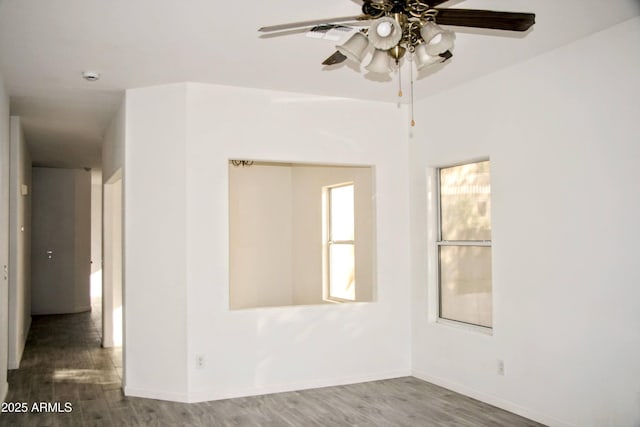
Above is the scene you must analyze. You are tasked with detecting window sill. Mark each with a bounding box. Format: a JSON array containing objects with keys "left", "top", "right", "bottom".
[
  {"left": 324, "top": 297, "right": 356, "bottom": 304},
  {"left": 435, "top": 318, "right": 493, "bottom": 336}
]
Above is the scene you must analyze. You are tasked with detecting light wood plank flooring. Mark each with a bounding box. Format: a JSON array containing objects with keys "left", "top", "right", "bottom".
[{"left": 1, "top": 312, "right": 544, "bottom": 426}]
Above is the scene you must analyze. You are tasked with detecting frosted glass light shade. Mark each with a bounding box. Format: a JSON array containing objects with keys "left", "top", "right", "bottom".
[
  {"left": 365, "top": 49, "right": 392, "bottom": 74},
  {"left": 368, "top": 17, "right": 402, "bottom": 50},
  {"left": 414, "top": 43, "right": 441, "bottom": 70},
  {"left": 420, "top": 22, "right": 443, "bottom": 43},
  {"left": 420, "top": 22, "right": 455, "bottom": 55},
  {"left": 336, "top": 32, "right": 370, "bottom": 63}
]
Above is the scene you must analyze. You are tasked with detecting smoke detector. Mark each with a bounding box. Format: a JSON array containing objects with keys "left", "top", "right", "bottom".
[{"left": 82, "top": 71, "right": 100, "bottom": 82}]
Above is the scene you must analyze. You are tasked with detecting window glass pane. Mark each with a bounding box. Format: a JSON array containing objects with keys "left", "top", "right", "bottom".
[
  {"left": 330, "top": 185, "right": 354, "bottom": 241},
  {"left": 329, "top": 244, "right": 355, "bottom": 300},
  {"left": 440, "top": 161, "right": 491, "bottom": 241},
  {"left": 439, "top": 245, "right": 492, "bottom": 327}
]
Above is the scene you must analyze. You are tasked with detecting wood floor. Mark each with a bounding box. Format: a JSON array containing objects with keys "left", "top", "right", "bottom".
[{"left": 1, "top": 312, "right": 544, "bottom": 426}]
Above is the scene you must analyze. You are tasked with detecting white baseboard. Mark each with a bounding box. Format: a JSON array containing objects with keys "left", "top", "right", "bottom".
[
  {"left": 411, "top": 369, "right": 573, "bottom": 427},
  {"left": 8, "top": 316, "right": 31, "bottom": 370},
  {"left": 24, "top": 315, "right": 31, "bottom": 348},
  {"left": 8, "top": 354, "right": 19, "bottom": 370},
  {"left": 75, "top": 305, "right": 92, "bottom": 313},
  {"left": 187, "top": 370, "right": 411, "bottom": 403},
  {"left": 102, "top": 334, "right": 114, "bottom": 348},
  {"left": 124, "top": 386, "right": 190, "bottom": 403}
]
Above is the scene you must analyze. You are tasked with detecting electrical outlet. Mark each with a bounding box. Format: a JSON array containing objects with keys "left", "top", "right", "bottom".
[
  {"left": 497, "top": 359, "right": 505, "bottom": 376},
  {"left": 196, "top": 354, "right": 205, "bottom": 370}
]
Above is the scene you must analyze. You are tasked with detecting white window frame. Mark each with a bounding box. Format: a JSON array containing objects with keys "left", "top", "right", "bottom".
[
  {"left": 324, "top": 182, "right": 356, "bottom": 302},
  {"left": 435, "top": 159, "right": 493, "bottom": 332}
]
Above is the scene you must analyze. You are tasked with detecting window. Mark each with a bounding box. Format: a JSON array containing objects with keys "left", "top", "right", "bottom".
[
  {"left": 437, "top": 160, "right": 492, "bottom": 328},
  {"left": 326, "top": 183, "right": 356, "bottom": 301}
]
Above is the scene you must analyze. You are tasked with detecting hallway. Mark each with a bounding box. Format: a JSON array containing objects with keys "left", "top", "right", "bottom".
[
  {"left": 1, "top": 312, "right": 543, "bottom": 426},
  {"left": 2, "top": 311, "right": 124, "bottom": 425}
]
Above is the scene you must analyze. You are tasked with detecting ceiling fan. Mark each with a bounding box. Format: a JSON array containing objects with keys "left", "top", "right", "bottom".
[
  {"left": 259, "top": 0, "right": 535, "bottom": 67},
  {"left": 259, "top": 1, "right": 535, "bottom": 125}
]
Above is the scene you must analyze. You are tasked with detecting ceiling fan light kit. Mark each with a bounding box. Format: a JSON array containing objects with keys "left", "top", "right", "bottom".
[
  {"left": 260, "top": 1, "right": 535, "bottom": 126},
  {"left": 365, "top": 48, "right": 393, "bottom": 74},
  {"left": 374, "top": 20, "right": 393, "bottom": 37},
  {"left": 414, "top": 43, "right": 441, "bottom": 70},
  {"left": 368, "top": 16, "right": 403, "bottom": 50},
  {"left": 420, "top": 22, "right": 455, "bottom": 55},
  {"left": 336, "top": 31, "right": 370, "bottom": 63}
]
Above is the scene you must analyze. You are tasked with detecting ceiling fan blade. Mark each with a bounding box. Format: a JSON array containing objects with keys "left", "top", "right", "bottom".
[
  {"left": 426, "top": 0, "right": 452, "bottom": 6},
  {"left": 434, "top": 9, "right": 535, "bottom": 32},
  {"left": 259, "top": 27, "right": 311, "bottom": 39},
  {"left": 322, "top": 51, "right": 348, "bottom": 66},
  {"left": 439, "top": 50, "right": 453, "bottom": 62},
  {"left": 259, "top": 15, "right": 369, "bottom": 33}
]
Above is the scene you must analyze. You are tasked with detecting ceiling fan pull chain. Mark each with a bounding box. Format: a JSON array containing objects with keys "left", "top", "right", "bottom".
[{"left": 410, "top": 56, "right": 415, "bottom": 127}]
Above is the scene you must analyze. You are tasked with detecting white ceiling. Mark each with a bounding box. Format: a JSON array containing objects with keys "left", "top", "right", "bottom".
[{"left": 0, "top": 0, "right": 638, "bottom": 168}]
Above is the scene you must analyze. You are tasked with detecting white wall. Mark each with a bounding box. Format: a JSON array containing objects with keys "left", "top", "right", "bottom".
[
  {"left": 124, "top": 84, "right": 188, "bottom": 400},
  {"left": 102, "top": 98, "right": 125, "bottom": 182},
  {"left": 229, "top": 163, "right": 294, "bottom": 309},
  {"left": 102, "top": 175, "right": 122, "bottom": 348},
  {"left": 186, "top": 84, "right": 409, "bottom": 401},
  {"left": 31, "top": 167, "right": 91, "bottom": 314},
  {"left": 410, "top": 18, "right": 640, "bottom": 427},
  {"left": 73, "top": 168, "right": 91, "bottom": 309},
  {"left": 123, "top": 82, "right": 411, "bottom": 402},
  {"left": 101, "top": 101, "right": 125, "bottom": 353},
  {"left": 291, "top": 165, "right": 374, "bottom": 305},
  {"left": 0, "top": 71, "right": 10, "bottom": 401},
  {"left": 8, "top": 116, "right": 31, "bottom": 369},
  {"left": 90, "top": 169, "right": 102, "bottom": 276}
]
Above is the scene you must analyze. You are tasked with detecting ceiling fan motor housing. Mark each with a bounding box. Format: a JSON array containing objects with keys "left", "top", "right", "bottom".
[{"left": 389, "top": 1, "right": 405, "bottom": 14}]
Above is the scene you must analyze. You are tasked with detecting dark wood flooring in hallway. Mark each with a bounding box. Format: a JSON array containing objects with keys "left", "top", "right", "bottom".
[{"left": 1, "top": 311, "right": 544, "bottom": 426}]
